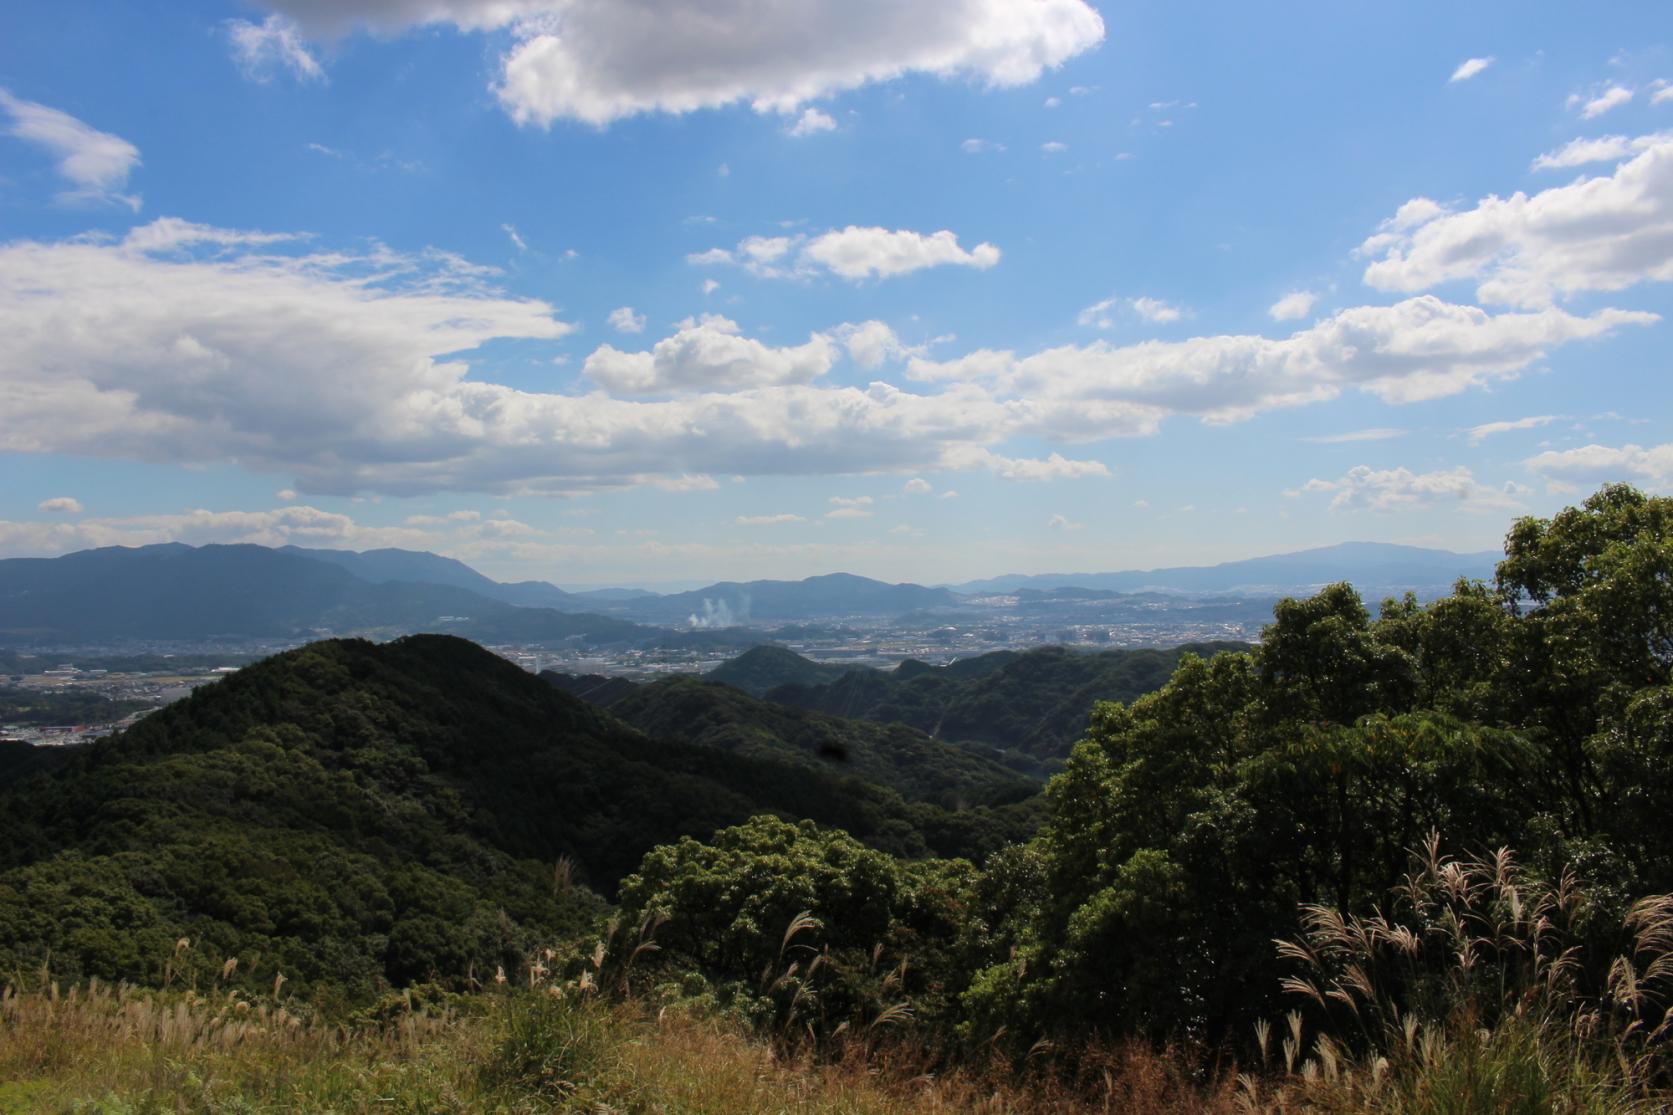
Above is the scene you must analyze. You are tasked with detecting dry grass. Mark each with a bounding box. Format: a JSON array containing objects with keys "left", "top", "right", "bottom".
[{"left": 0, "top": 978, "right": 1241, "bottom": 1114}]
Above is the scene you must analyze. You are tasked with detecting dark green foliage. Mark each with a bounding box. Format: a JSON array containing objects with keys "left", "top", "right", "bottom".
[
  {"left": 601, "top": 675, "right": 1037, "bottom": 809},
  {"left": 0, "top": 635, "right": 1022, "bottom": 997},
  {"left": 612, "top": 816, "right": 976, "bottom": 1032},
  {"left": 705, "top": 645, "right": 855, "bottom": 695},
  {"left": 959, "top": 485, "right": 1673, "bottom": 1049},
  {"left": 769, "top": 642, "right": 1246, "bottom": 760}
]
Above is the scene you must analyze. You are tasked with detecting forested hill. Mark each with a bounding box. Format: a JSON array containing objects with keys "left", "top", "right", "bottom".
[
  {"left": 557, "top": 673, "right": 1040, "bottom": 811},
  {"left": 0, "top": 635, "right": 1026, "bottom": 995},
  {"left": 760, "top": 642, "right": 1248, "bottom": 759}
]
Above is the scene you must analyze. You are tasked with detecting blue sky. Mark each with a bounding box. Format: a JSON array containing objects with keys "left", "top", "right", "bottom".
[{"left": 1, "top": 0, "right": 1669, "bottom": 587}]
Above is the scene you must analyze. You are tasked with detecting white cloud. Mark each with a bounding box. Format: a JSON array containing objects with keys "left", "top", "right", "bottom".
[
  {"left": 825, "top": 506, "right": 873, "bottom": 519},
  {"left": 787, "top": 107, "right": 836, "bottom": 137},
  {"left": 1046, "top": 512, "right": 1082, "bottom": 530},
  {"left": 0, "top": 505, "right": 426, "bottom": 558},
  {"left": 1044, "top": 95, "right": 1061, "bottom": 108},
  {"left": 585, "top": 314, "right": 833, "bottom": 394},
  {"left": 694, "top": 227, "right": 1000, "bottom": 281},
  {"left": 1530, "top": 132, "right": 1671, "bottom": 170},
  {"left": 290, "top": 0, "right": 1106, "bottom": 127},
  {"left": 0, "top": 89, "right": 141, "bottom": 210},
  {"left": 909, "top": 295, "right": 1654, "bottom": 432},
  {"left": 1449, "top": 56, "right": 1494, "bottom": 83},
  {"left": 1524, "top": 442, "right": 1673, "bottom": 490},
  {"left": 1361, "top": 135, "right": 1673, "bottom": 307},
  {"left": 1296, "top": 465, "right": 1525, "bottom": 513},
  {"left": 839, "top": 320, "right": 912, "bottom": 368},
  {"left": 961, "top": 137, "right": 1004, "bottom": 153},
  {"left": 736, "top": 513, "right": 806, "bottom": 525},
  {"left": 1654, "top": 80, "right": 1673, "bottom": 106},
  {"left": 1041, "top": 140, "right": 1068, "bottom": 153},
  {"left": 502, "top": 223, "right": 529, "bottom": 251},
  {"left": 1130, "top": 296, "right": 1182, "bottom": 323},
  {"left": 228, "top": 14, "right": 326, "bottom": 83},
  {"left": 1466, "top": 414, "right": 1561, "bottom": 444},
  {"left": 701, "top": 278, "right": 720, "bottom": 294},
  {"left": 1570, "top": 84, "right": 1634, "bottom": 119},
  {"left": 1078, "top": 296, "right": 1183, "bottom": 327},
  {"left": 903, "top": 477, "right": 932, "bottom": 494},
  {"left": 940, "top": 489, "right": 959, "bottom": 499},
  {"left": 3, "top": 221, "right": 1655, "bottom": 501},
  {"left": 37, "top": 497, "right": 83, "bottom": 514},
  {"left": 1268, "top": 290, "right": 1318, "bottom": 321},
  {"left": 800, "top": 226, "right": 1000, "bottom": 280},
  {"left": 607, "top": 305, "right": 647, "bottom": 333},
  {"left": 1301, "top": 428, "right": 1406, "bottom": 444},
  {"left": 829, "top": 495, "right": 874, "bottom": 507},
  {"left": 946, "top": 448, "right": 1109, "bottom": 481},
  {"left": 405, "top": 509, "right": 481, "bottom": 525},
  {"left": 276, "top": 489, "right": 298, "bottom": 501},
  {"left": 1076, "top": 297, "right": 1119, "bottom": 329}
]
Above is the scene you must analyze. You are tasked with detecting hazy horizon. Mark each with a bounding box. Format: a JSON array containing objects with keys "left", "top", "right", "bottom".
[{"left": 2, "top": 2, "right": 1668, "bottom": 586}]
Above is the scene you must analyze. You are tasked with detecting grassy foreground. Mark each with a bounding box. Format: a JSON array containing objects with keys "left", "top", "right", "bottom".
[{"left": 3, "top": 978, "right": 1666, "bottom": 1114}]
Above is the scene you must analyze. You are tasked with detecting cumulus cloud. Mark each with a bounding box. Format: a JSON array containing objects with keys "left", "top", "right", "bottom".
[
  {"left": 1046, "top": 512, "right": 1083, "bottom": 530},
  {"left": 837, "top": 320, "right": 916, "bottom": 367},
  {"left": 1466, "top": 415, "right": 1561, "bottom": 444},
  {"left": 1268, "top": 290, "right": 1318, "bottom": 321},
  {"left": 1040, "top": 140, "right": 1068, "bottom": 153},
  {"left": 3, "top": 221, "right": 1655, "bottom": 500},
  {"left": 829, "top": 495, "right": 874, "bottom": 507},
  {"left": 803, "top": 227, "right": 1000, "bottom": 280},
  {"left": 0, "top": 89, "right": 141, "bottom": 210},
  {"left": 961, "top": 137, "right": 1004, "bottom": 153},
  {"left": 691, "top": 226, "right": 1000, "bottom": 281},
  {"left": 1524, "top": 442, "right": 1673, "bottom": 490},
  {"left": 903, "top": 477, "right": 932, "bottom": 494},
  {"left": 1294, "top": 465, "right": 1526, "bottom": 513},
  {"left": 37, "top": 497, "right": 83, "bottom": 514},
  {"left": 607, "top": 305, "right": 647, "bottom": 333},
  {"left": 253, "top": 0, "right": 1102, "bottom": 128},
  {"left": 825, "top": 507, "right": 873, "bottom": 519},
  {"left": 584, "top": 313, "right": 834, "bottom": 393},
  {"left": 0, "top": 504, "right": 423, "bottom": 558},
  {"left": 787, "top": 107, "right": 836, "bottom": 137},
  {"left": 1361, "top": 136, "right": 1673, "bottom": 307},
  {"left": 912, "top": 296, "right": 1653, "bottom": 434},
  {"left": 227, "top": 15, "right": 326, "bottom": 83},
  {"left": 1449, "top": 57, "right": 1494, "bottom": 83}
]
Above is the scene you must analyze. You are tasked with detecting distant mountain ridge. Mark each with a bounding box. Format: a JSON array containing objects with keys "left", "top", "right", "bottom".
[
  {"left": 953, "top": 541, "right": 1501, "bottom": 596},
  {"left": 0, "top": 543, "right": 650, "bottom": 647}
]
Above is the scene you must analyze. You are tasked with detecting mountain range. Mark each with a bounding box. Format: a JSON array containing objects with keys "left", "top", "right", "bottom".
[
  {"left": 0, "top": 538, "right": 1503, "bottom": 646},
  {"left": 952, "top": 541, "right": 1500, "bottom": 596}
]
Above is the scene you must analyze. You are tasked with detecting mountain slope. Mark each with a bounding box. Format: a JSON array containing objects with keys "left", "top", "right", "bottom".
[
  {"left": 769, "top": 643, "right": 1248, "bottom": 759},
  {"left": 0, "top": 544, "right": 651, "bottom": 646},
  {"left": 281, "top": 545, "right": 582, "bottom": 609},
  {"left": 956, "top": 541, "right": 1499, "bottom": 596},
  {"left": 620, "top": 572, "right": 962, "bottom": 625},
  {"left": 705, "top": 644, "right": 857, "bottom": 695},
  {"left": 595, "top": 674, "right": 1039, "bottom": 810},
  {"left": 0, "top": 636, "right": 1020, "bottom": 992}
]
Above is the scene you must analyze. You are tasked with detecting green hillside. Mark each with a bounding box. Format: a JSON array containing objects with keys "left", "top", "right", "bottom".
[
  {"left": 0, "top": 635, "right": 1018, "bottom": 998},
  {"left": 768, "top": 642, "right": 1247, "bottom": 759}
]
